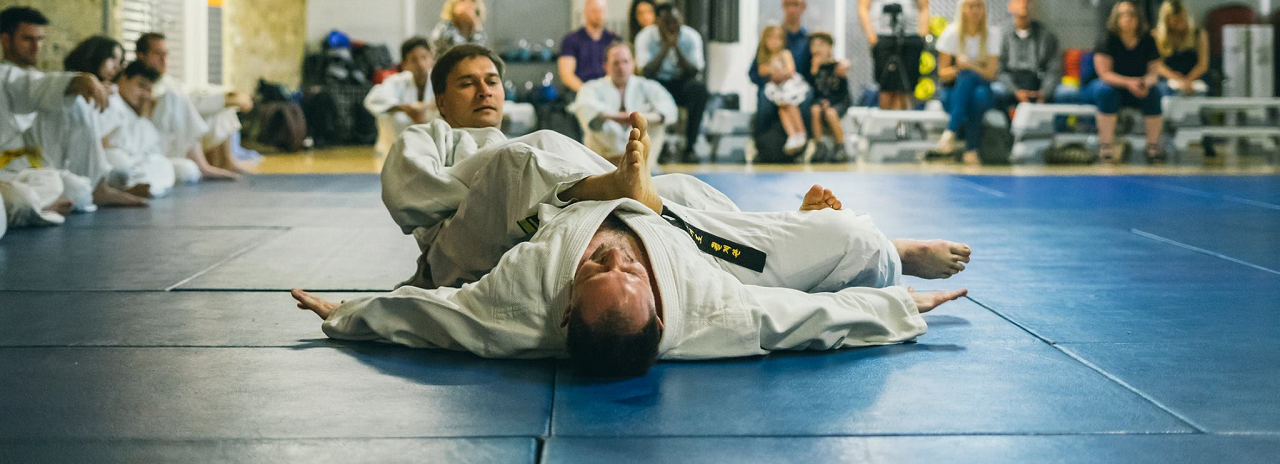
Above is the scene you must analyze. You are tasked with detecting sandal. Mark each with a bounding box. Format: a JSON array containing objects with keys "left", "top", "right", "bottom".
[
  {"left": 1145, "top": 145, "right": 1166, "bottom": 164},
  {"left": 1098, "top": 143, "right": 1123, "bottom": 164}
]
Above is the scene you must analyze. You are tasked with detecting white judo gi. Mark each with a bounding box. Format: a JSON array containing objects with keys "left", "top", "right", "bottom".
[
  {"left": 381, "top": 121, "right": 741, "bottom": 289},
  {"left": 324, "top": 196, "right": 922, "bottom": 359},
  {"left": 149, "top": 74, "right": 238, "bottom": 181},
  {"left": 96, "top": 90, "right": 177, "bottom": 197},
  {"left": 342, "top": 125, "right": 918, "bottom": 359},
  {"left": 0, "top": 62, "right": 101, "bottom": 231},
  {"left": 364, "top": 70, "right": 437, "bottom": 156},
  {"left": 570, "top": 75, "right": 677, "bottom": 169}
]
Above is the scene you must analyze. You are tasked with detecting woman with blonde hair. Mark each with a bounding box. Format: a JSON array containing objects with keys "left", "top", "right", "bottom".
[
  {"left": 935, "top": 0, "right": 1000, "bottom": 165},
  {"left": 1084, "top": 0, "right": 1163, "bottom": 163},
  {"left": 1153, "top": 0, "right": 1208, "bottom": 97},
  {"left": 430, "top": 0, "right": 487, "bottom": 58}
]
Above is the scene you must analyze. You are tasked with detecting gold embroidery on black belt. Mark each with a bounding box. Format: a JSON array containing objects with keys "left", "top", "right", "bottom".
[{"left": 661, "top": 206, "right": 767, "bottom": 272}]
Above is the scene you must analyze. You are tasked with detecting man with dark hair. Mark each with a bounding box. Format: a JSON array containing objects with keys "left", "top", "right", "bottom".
[
  {"left": 1, "top": 6, "right": 149, "bottom": 216},
  {"left": 137, "top": 32, "right": 251, "bottom": 182},
  {"left": 364, "top": 36, "right": 437, "bottom": 156},
  {"left": 94, "top": 61, "right": 179, "bottom": 199},
  {"left": 993, "top": 0, "right": 1068, "bottom": 108},
  {"left": 297, "top": 111, "right": 971, "bottom": 377},
  {"left": 634, "top": 4, "right": 708, "bottom": 163}
]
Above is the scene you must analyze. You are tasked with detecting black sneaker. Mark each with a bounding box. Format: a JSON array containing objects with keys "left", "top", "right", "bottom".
[{"left": 830, "top": 144, "right": 849, "bottom": 163}]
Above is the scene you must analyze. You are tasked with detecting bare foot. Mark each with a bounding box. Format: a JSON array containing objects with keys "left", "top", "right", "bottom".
[
  {"left": 125, "top": 183, "right": 152, "bottom": 199},
  {"left": 800, "top": 184, "right": 842, "bottom": 211},
  {"left": 608, "top": 112, "right": 663, "bottom": 213},
  {"left": 200, "top": 166, "right": 241, "bottom": 181},
  {"left": 962, "top": 151, "right": 981, "bottom": 166},
  {"left": 92, "top": 183, "right": 150, "bottom": 207},
  {"left": 47, "top": 199, "right": 74, "bottom": 216},
  {"left": 894, "top": 239, "right": 971, "bottom": 279},
  {"left": 909, "top": 287, "right": 968, "bottom": 313},
  {"left": 291, "top": 288, "right": 340, "bottom": 320}
]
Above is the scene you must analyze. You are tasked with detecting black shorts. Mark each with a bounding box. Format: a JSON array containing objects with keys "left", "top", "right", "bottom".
[{"left": 872, "top": 35, "right": 924, "bottom": 93}]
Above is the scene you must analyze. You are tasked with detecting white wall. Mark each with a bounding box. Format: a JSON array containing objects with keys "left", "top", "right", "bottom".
[
  {"left": 307, "top": 0, "right": 416, "bottom": 59},
  {"left": 707, "top": 0, "right": 761, "bottom": 112}
]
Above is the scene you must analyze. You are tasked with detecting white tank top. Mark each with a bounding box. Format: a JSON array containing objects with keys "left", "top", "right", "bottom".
[{"left": 870, "top": 0, "right": 919, "bottom": 36}]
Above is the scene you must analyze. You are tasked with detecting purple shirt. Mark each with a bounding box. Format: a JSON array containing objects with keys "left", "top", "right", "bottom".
[{"left": 560, "top": 27, "right": 621, "bottom": 83}]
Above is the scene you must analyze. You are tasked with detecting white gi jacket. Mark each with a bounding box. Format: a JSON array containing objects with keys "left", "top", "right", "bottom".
[
  {"left": 96, "top": 90, "right": 176, "bottom": 197},
  {"left": 380, "top": 121, "right": 738, "bottom": 289},
  {"left": 364, "top": 70, "right": 437, "bottom": 156},
  {"left": 150, "top": 75, "right": 239, "bottom": 156},
  {"left": 0, "top": 62, "right": 109, "bottom": 183},
  {"left": 570, "top": 76, "right": 677, "bottom": 161},
  {"left": 324, "top": 197, "right": 924, "bottom": 359}
]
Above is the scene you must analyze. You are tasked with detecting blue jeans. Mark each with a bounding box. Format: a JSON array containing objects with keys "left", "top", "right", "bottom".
[
  {"left": 1083, "top": 79, "right": 1162, "bottom": 115},
  {"left": 941, "top": 71, "right": 994, "bottom": 151},
  {"left": 991, "top": 82, "right": 1082, "bottom": 107}
]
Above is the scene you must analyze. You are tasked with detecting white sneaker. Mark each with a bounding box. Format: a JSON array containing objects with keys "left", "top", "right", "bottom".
[
  {"left": 783, "top": 135, "right": 806, "bottom": 152},
  {"left": 936, "top": 130, "right": 956, "bottom": 153}
]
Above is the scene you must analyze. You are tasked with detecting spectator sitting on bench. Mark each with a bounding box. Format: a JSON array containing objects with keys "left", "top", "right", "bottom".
[
  {"left": 758, "top": 25, "right": 812, "bottom": 155},
  {"left": 992, "top": 0, "right": 1067, "bottom": 109},
  {"left": 806, "top": 31, "right": 851, "bottom": 162},
  {"left": 1084, "top": 1, "right": 1164, "bottom": 163},
  {"left": 936, "top": 0, "right": 1000, "bottom": 166},
  {"left": 1153, "top": 0, "right": 1208, "bottom": 97}
]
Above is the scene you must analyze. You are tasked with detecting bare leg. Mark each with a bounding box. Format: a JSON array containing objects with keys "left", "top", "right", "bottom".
[
  {"left": 291, "top": 289, "right": 340, "bottom": 320},
  {"left": 824, "top": 108, "right": 845, "bottom": 144},
  {"left": 1097, "top": 113, "right": 1120, "bottom": 162},
  {"left": 784, "top": 106, "right": 806, "bottom": 137},
  {"left": 47, "top": 199, "right": 73, "bottom": 215},
  {"left": 909, "top": 287, "right": 969, "bottom": 313},
  {"left": 799, "top": 184, "right": 842, "bottom": 211},
  {"left": 893, "top": 239, "right": 972, "bottom": 279},
  {"left": 205, "top": 139, "right": 256, "bottom": 174},
  {"left": 125, "top": 183, "right": 152, "bottom": 199},
  {"left": 810, "top": 105, "right": 825, "bottom": 140},
  {"left": 187, "top": 145, "right": 241, "bottom": 181},
  {"left": 778, "top": 106, "right": 800, "bottom": 136},
  {"left": 92, "top": 180, "right": 149, "bottom": 207},
  {"left": 1144, "top": 116, "right": 1164, "bottom": 160}
]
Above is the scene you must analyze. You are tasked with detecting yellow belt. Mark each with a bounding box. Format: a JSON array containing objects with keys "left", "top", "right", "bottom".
[{"left": 0, "top": 146, "right": 43, "bottom": 169}]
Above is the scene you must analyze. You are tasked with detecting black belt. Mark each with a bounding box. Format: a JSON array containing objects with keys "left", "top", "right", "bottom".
[{"left": 660, "top": 206, "right": 767, "bottom": 273}]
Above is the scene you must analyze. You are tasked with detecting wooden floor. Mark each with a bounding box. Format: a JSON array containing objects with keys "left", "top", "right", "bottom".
[{"left": 252, "top": 145, "right": 1280, "bottom": 176}]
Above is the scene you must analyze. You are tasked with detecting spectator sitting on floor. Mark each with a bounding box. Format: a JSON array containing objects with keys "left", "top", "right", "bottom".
[
  {"left": 635, "top": 4, "right": 708, "bottom": 163},
  {"left": 1084, "top": 1, "right": 1164, "bottom": 164},
  {"left": 571, "top": 42, "right": 676, "bottom": 169},
  {"left": 558, "top": 0, "right": 620, "bottom": 94},
  {"left": 935, "top": 0, "right": 1000, "bottom": 166},
  {"left": 993, "top": 0, "right": 1067, "bottom": 108},
  {"left": 363, "top": 36, "right": 437, "bottom": 157},
  {"left": 1153, "top": 0, "right": 1208, "bottom": 97},
  {"left": 806, "top": 31, "right": 851, "bottom": 162},
  {"left": 758, "top": 25, "right": 812, "bottom": 155}
]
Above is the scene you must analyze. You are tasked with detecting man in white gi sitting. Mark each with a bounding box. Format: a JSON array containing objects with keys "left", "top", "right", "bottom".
[
  {"left": 364, "top": 36, "right": 438, "bottom": 157},
  {"left": 293, "top": 46, "right": 972, "bottom": 376},
  {"left": 96, "top": 61, "right": 178, "bottom": 199},
  {"left": 1, "top": 6, "right": 147, "bottom": 233},
  {"left": 135, "top": 32, "right": 249, "bottom": 181},
  {"left": 571, "top": 41, "right": 676, "bottom": 168}
]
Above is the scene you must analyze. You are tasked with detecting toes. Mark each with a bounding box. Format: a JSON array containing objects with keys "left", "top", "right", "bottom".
[
  {"left": 630, "top": 112, "right": 648, "bottom": 132},
  {"left": 950, "top": 243, "right": 971, "bottom": 256}
]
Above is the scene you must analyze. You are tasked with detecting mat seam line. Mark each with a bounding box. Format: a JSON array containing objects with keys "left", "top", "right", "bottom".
[
  {"left": 1130, "top": 229, "right": 1280, "bottom": 277},
  {"left": 163, "top": 228, "right": 292, "bottom": 292},
  {"left": 949, "top": 177, "right": 1009, "bottom": 198},
  {"left": 1127, "top": 179, "right": 1280, "bottom": 211},
  {"left": 964, "top": 296, "right": 1207, "bottom": 434}
]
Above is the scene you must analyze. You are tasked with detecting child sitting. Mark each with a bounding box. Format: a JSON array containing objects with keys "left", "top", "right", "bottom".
[
  {"left": 807, "top": 31, "right": 852, "bottom": 162},
  {"left": 757, "top": 25, "right": 811, "bottom": 154}
]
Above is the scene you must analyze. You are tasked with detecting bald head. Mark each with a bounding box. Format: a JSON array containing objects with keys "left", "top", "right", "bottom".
[{"left": 583, "top": 0, "right": 607, "bottom": 30}]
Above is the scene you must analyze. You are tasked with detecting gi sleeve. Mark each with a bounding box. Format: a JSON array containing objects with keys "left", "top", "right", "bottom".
[
  {"left": 189, "top": 86, "right": 231, "bottom": 116},
  {"left": 364, "top": 78, "right": 402, "bottom": 115},
  {"left": 3, "top": 68, "right": 77, "bottom": 115},
  {"left": 748, "top": 285, "right": 926, "bottom": 352},
  {"left": 570, "top": 82, "right": 614, "bottom": 131},
  {"left": 644, "top": 79, "right": 679, "bottom": 125},
  {"left": 380, "top": 121, "right": 471, "bottom": 234}
]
